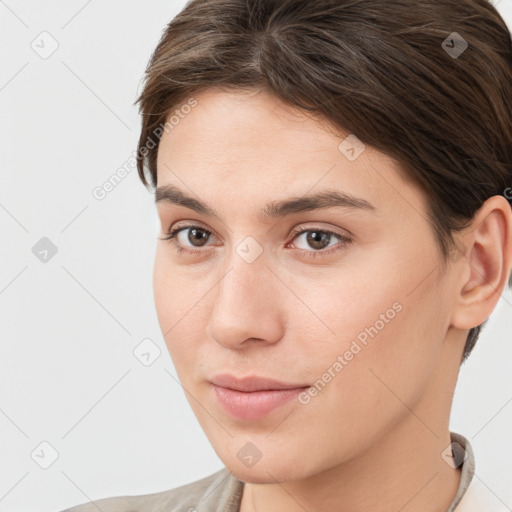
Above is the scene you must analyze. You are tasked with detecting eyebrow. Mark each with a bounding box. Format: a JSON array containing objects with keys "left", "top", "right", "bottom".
[{"left": 155, "top": 184, "right": 377, "bottom": 221}]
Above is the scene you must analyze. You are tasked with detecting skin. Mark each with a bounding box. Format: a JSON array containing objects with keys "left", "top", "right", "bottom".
[{"left": 153, "top": 87, "right": 512, "bottom": 512}]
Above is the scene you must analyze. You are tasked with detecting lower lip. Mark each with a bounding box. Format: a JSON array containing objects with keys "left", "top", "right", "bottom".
[{"left": 211, "top": 384, "right": 309, "bottom": 421}]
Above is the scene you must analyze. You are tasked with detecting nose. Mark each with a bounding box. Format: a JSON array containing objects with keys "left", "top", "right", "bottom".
[{"left": 206, "top": 253, "right": 285, "bottom": 350}]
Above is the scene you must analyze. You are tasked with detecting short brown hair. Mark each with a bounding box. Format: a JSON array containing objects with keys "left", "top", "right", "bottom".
[{"left": 134, "top": 0, "right": 512, "bottom": 364}]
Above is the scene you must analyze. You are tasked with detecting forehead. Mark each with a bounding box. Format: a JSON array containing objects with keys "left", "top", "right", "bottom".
[
  {"left": 155, "top": 87, "right": 428, "bottom": 220},
  {"left": 157, "top": 87, "right": 346, "bottom": 168}
]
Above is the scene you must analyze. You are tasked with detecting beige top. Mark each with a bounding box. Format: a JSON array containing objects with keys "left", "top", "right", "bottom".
[{"left": 60, "top": 431, "right": 508, "bottom": 512}]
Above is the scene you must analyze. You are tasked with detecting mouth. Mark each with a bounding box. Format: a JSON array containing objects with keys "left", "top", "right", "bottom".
[
  {"left": 209, "top": 374, "right": 310, "bottom": 421},
  {"left": 209, "top": 373, "right": 310, "bottom": 392}
]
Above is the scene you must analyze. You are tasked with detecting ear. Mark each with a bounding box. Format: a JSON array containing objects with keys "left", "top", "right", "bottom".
[{"left": 450, "top": 195, "right": 512, "bottom": 331}]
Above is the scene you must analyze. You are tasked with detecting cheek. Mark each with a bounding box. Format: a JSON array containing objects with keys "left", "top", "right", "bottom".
[
  {"left": 153, "top": 252, "right": 175, "bottom": 332},
  {"left": 288, "top": 249, "right": 445, "bottom": 406},
  {"left": 284, "top": 279, "right": 444, "bottom": 465},
  {"left": 153, "top": 250, "right": 202, "bottom": 329},
  {"left": 152, "top": 251, "right": 212, "bottom": 367}
]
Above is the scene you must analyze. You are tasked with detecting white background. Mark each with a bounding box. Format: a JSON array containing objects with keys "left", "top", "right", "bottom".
[{"left": 1, "top": 1, "right": 512, "bottom": 511}]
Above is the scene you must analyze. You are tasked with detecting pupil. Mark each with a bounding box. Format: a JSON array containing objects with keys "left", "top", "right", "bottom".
[
  {"left": 190, "top": 228, "right": 208, "bottom": 246},
  {"left": 308, "top": 231, "right": 330, "bottom": 249}
]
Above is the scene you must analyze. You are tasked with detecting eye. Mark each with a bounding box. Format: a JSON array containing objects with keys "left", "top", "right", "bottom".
[
  {"left": 288, "top": 226, "right": 352, "bottom": 258},
  {"left": 159, "top": 224, "right": 215, "bottom": 254}
]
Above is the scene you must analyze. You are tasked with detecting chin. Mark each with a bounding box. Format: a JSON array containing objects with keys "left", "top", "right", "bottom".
[{"left": 223, "top": 455, "right": 308, "bottom": 484}]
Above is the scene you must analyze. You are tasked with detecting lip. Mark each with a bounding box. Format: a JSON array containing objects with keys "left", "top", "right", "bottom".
[
  {"left": 209, "top": 373, "right": 309, "bottom": 392},
  {"left": 209, "top": 374, "right": 310, "bottom": 421}
]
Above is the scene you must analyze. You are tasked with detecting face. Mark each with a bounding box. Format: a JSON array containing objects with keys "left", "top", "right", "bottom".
[{"left": 153, "top": 87, "right": 459, "bottom": 483}]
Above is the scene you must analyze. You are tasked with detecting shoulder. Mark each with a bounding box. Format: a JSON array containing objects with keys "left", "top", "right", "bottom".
[
  {"left": 449, "top": 432, "right": 511, "bottom": 512},
  {"left": 455, "top": 474, "right": 512, "bottom": 512},
  {"left": 58, "top": 466, "right": 244, "bottom": 512}
]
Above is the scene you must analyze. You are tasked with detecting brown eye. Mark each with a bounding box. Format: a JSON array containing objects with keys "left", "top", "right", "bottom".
[
  {"left": 186, "top": 227, "right": 210, "bottom": 247},
  {"left": 290, "top": 226, "right": 352, "bottom": 258},
  {"left": 160, "top": 224, "right": 214, "bottom": 252},
  {"left": 304, "top": 230, "right": 332, "bottom": 250}
]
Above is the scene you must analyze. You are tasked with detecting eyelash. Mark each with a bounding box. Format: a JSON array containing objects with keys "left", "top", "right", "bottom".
[{"left": 159, "top": 224, "right": 352, "bottom": 259}]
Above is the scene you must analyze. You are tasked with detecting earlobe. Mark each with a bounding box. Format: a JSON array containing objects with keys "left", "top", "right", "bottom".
[{"left": 450, "top": 195, "right": 512, "bottom": 331}]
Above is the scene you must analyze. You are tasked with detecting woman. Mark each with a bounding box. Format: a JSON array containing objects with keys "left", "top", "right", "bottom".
[{"left": 62, "top": 0, "right": 512, "bottom": 510}]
